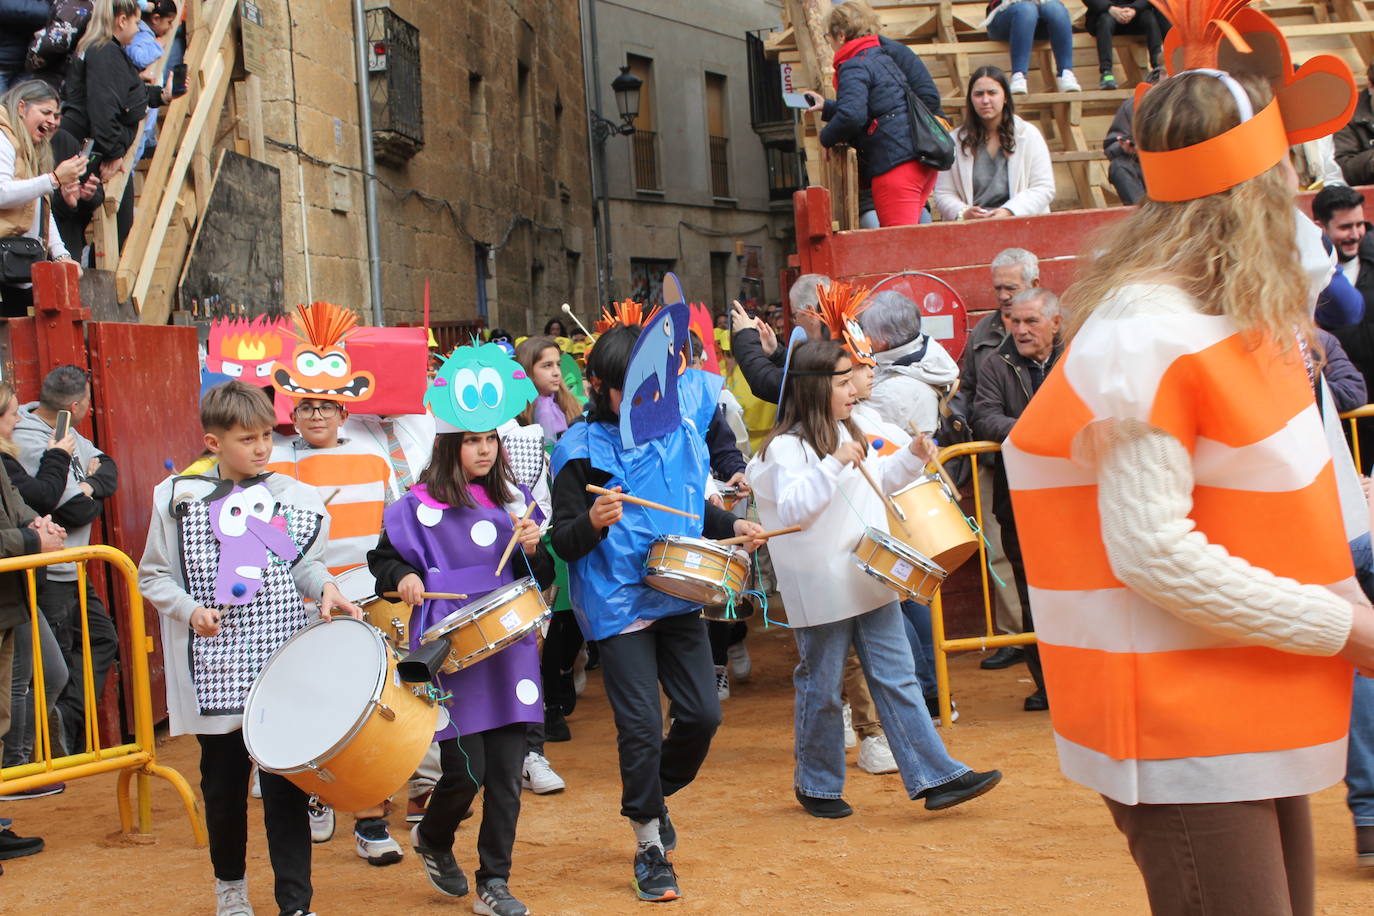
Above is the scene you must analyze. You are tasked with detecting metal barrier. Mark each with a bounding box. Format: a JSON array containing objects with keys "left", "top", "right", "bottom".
[
  {"left": 928, "top": 441, "right": 1036, "bottom": 727},
  {"left": 0, "top": 546, "right": 205, "bottom": 845},
  {"left": 1341, "top": 404, "right": 1374, "bottom": 470}
]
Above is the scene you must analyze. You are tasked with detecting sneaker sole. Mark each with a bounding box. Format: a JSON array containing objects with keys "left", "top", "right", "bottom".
[
  {"left": 0, "top": 785, "right": 65, "bottom": 800},
  {"left": 417, "top": 859, "right": 468, "bottom": 897},
  {"left": 924, "top": 772, "right": 1003, "bottom": 811},
  {"left": 473, "top": 898, "right": 529, "bottom": 916},
  {"left": 1359, "top": 853, "right": 1374, "bottom": 868},
  {"left": 359, "top": 847, "right": 404, "bottom": 866},
  {"left": 522, "top": 779, "right": 566, "bottom": 795},
  {"left": 632, "top": 879, "right": 681, "bottom": 902},
  {"left": 0, "top": 840, "right": 45, "bottom": 861}
]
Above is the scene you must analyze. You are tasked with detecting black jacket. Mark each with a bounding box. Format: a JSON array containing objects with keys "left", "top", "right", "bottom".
[
  {"left": 729, "top": 326, "right": 785, "bottom": 405},
  {"left": 0, "top": 459, "right": 39, "bottom": 630},
  {"left": 58, "top": 38, "right": 162, "bottom": 161},
  {"left": 973, "top": 334, "right": 1063, "bottom": 523},
  {"left": 820, "top": 40, "right": 937, "bottom": 180},
  {"left": 1, "top": 448, "right": 71, "bottom": 515},
  {"left": 1335, "top": 90, "right": 1374, "bottom": 187},
  {"left": 0, "top": 0, "right": 49, "bottom": 74},
  {"left": 1329, "top": 231, "right": 1374, "bottom": 395},
  {"left": 1319, "top": 329, "right": 1368, "bottom": 414}
]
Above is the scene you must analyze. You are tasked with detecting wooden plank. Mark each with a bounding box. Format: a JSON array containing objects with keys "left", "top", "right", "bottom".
[{"left": 243, "top": 74, "right": 265, "bottom": 160}]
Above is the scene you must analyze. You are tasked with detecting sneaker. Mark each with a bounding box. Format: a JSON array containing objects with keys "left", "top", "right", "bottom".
[
  {"left": 544, "top": 707, "right": 572, "bottom": 743},
  {"left": 214, "top": 877, "right": 254, "bottom": 916},
  {"left": 407, "top": 791, "right": 432, "bottom": 823},
  {"left": 250, "top": 766, "right": 262, "bottom": 799},
  {"left": 1009, "top": 72, "right": 1028, "bottom": 95},
  {"left": 1057, "top": 69, "right": 1082, "bottom": 92},
  {"left": 354, "top": 817, "right": 403, "bottom": 866},
  {"left": 1358, "top": 825, "right": 1374, "bottom": 867},
  {"left": 794, "top": 789, "right": 853, "bottom": 819},
  {"left": 714, "top": 665, "right": 730, "bottom": 701},
  {"left": 521, "top": 752, "right": 566, "bottom": 794},
  {"left": 857, "top": 735, "right": 898, "bottom": 775},
  {"left": 473, "top": 878, "right": 529, "bottom": 916},
  {"left": 0, "top": 816, "right": 11, "bottom": 828},
  {"left": 842, "top": 703, "right": 857, "bottom": 749},
  {"left": 919, "top": 769, "right": 1003, "bottom": 811},
  {"left": 1099, "top": 72, "right": 1117, "bottom": 90},
  {"left": 727, "top": 642, "right": 751, "bottom": 681},
  {"left": 925, "top": 695, "right": 960, "bottom": 725},
  {"left": 0, "top": 827, "right": 44, "bottom": 860},
  {"left": 632, "top": 845, "right": 681, "bottom": 902},
  {"left": 0, "top": 782, "right": 65, "bottom": 801},
  {"left": 410, "top": 824, "right": 469, "bottom": 897},
  {"left": 308, "top": 799, "right": 335, "bottom": 844},
  {"left": 659, "top": 810, "right": 677, "bottom": 854}
]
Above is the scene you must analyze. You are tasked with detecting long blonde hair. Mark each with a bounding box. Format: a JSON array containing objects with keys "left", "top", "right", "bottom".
[
  {"left": 1064, "top": 72, "right": 1307, "bottom": 349},
  {"left": 0, "top": 382, "right": 21, "bottom": 458},
  {"left": 0, "top": 82, "right": 58, "bottom": 178},
  {"left": 77, "top": 0, "right": 141, "bottom": 57}
]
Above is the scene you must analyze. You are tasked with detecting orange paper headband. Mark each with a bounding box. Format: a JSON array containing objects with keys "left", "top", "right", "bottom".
[{"left": 1137, "top": 89, "right": 1288, "bottom": 202}]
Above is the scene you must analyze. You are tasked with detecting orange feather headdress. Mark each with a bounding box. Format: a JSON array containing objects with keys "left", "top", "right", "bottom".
[{"left": 814, "top": 281, "right": 875, "bottom": 366}]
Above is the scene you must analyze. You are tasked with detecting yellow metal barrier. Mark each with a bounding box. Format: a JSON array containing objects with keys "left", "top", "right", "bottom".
[
  {"left": 0, "top": 545, "right": 206, "bottom": 845},
  {"left": 1340, "top": 404, "right": 1374, "bottom": 471},
  {"left": 929, "top": 441, "right": 1036, "bottom": 727}
]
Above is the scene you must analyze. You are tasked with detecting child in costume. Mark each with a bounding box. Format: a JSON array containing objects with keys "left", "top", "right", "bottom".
[
  {"left": 746, "top": 339, "right": 1002, "bottom": 819},
  {"left": 549, "top": 290, "right": 764, "bottom": 903},
  {"left": 137, "top": 381, "right": 361, "bottom": 916},
  {"left": 368, "top": 343, "right": 553, "bottom": 916}
]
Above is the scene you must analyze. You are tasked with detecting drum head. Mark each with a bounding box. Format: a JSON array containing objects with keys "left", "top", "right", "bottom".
[
  {"left": 244, "top": 618, "right": 385, "bottom": 771},
  {"left": 334, "top": 566, "right": 379, "bottom": 605}
]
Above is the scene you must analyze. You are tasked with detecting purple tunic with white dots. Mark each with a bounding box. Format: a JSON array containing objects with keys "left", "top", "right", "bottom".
[{"left": 382, "top": 484, "right": 544, "bottom": 739}]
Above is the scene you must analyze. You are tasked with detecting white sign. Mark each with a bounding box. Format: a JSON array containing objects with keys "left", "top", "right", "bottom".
[{"left": 780, "top": 62, "right": 810, "bottom": 109}]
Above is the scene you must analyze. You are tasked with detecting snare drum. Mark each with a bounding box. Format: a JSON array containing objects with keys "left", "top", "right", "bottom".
[
  {"left": 643, "top": 535, "right": 750, "bottom": 608},
  {"left": 851, "top": 527, "right": 947, "bottom": 603},
  {"left": 421, "top": 577, "right": 550, "bottom": 674},
  {"left": 335, "top": 566, "right": 410, "bottom": 648},
  {"left": 243, "top": 616, "right": 438, "bottom": 812},
  {"left": 886, "top": 476, "right": 978, "bottom": 573}
]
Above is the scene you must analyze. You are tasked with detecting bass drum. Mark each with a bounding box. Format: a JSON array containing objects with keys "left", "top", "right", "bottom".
[{"left": 867, "top": 271, "right": 969, "bottom": 363}]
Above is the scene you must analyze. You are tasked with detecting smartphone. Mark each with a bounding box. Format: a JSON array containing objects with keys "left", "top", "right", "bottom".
[
  {"left": 53, "top": 409, "right": 71, "bottom": 443},
  {"left": 79, "top": 138, "right": 95, "bottom": 161},
  {"left": 172, "top": 63, "right": 188, "bottom": 98}
]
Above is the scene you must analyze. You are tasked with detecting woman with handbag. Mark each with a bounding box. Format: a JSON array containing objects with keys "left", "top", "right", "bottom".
[
  {"left": 0, "top": 80, "right": 87, "bottom": 318},
  {"left": 803, "top": 1, "right": 947, "bottom": 227}
]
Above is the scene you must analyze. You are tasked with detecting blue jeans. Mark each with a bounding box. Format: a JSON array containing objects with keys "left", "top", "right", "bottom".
[
  {"left": 987, "top": 0, "right": 1075, "bottom": 76},
  {"left": 792, "top": 602, "right": 968, "bottom": 799},
  {"left": 3, "top": 612, "right": 69, "bottom": 766},
  {"left": 1347, "top": 533, "right": 1374, "bottom": 825},
  {"left": 899, "top": 599, "right": 938, "bottom": 700}
]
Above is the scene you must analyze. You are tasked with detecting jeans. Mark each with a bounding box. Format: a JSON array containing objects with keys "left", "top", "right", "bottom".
[
  {"left": 792, "top": 602, "right": 968, "bottom": 799},
  {"left": 3, "top": 612, "right": 68, "bottom": 766},
  {"left": 899, "top": 600, "right": 938, "bottom": 700},
  {"left": 1346, "top": 533, "right": 1374, "bottom": 826},
  {"left": 420, "top": 724, "right": 526, "bottom": 884},
  {"left": 41, "top": 578, "right": 119, "bottom": 755},
  {"left": 987, "top": 0, "right": 1075, "bottom": 76}
]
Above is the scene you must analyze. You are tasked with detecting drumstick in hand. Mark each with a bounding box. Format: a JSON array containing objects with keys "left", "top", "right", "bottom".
[
  {"left": 585, "top": 484, "right": 701, "bottom": 520},
  {"left": 495, "top": 503, "right": 539, "bottom": 576},
  {"left": 905, "top": 423, "right": 962, "bottom": 499},
  {"left": 382, "top": 591, "right": 468, "bottom": 600},
  {"left": 717, "top": 525, "right": 802, "bottom": 546}
]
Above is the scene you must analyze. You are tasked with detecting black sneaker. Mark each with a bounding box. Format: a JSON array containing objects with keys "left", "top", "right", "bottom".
[
  {"left": 659, "top": 810, "right": 677, "bottom": 854},
  {"left": 632, "top": 845, "right": 680, "bottom": 902},
  {"left": 0, "top": 782, "right": 65, "bottom": 801},
  {"left": 1099, "top": 72, "right": 1117, "bottom": 90},
  {"left": 544, "top": 707, "right": 572, "bottom": 742},
  {"left": 794, "top": 789, "right": 853, "bottom": 819},
  {"left": 474, "top": 878, "right": 529, "bottom": 916},
  {"left": 1358, "top": 825, "right": 1374, "bottom": 867},
  {"left": 919, "top": 770, "right": 1003, "bottom": 811},
  {"left": 0, "top": 827, "right": 44, "bottom": 860},
  {"left": 409, "top": 824, "right": 468, "bottom": 897}
]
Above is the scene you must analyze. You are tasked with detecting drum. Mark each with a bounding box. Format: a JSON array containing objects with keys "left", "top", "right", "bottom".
[
  {"left": 335, "top": 566, "right": 411, "bottom": 648},
  {"left": 243, "top": 616, "right": 438, "bottom": 812},
  {"left": 852, "top": 527, "right": 947, "bottom": 603},
  {"left": 701, "top": 592, "right": 756, "bottom": 623},
  {"left": 643, "top": 535, "right": 750, "bottom": 608},
  {"left": 421, "top": 577, "right": 551, "bottom": 675},
  {"left": 886, "top": 476, "right": 979, "bottom": 573}
]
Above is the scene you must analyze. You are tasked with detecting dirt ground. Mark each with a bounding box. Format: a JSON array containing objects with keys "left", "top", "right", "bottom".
[{"left": 3, "top": 624, "right": 1372, "bottom": 915}]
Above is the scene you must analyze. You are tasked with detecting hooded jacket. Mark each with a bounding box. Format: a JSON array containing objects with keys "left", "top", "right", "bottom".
[{"left": 867, "top": 333, "right": 960, "bottom": 435}]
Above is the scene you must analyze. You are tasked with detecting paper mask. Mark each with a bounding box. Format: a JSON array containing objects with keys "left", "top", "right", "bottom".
[
  {"left": 207, "top": 316, "right": 292, "bottom": 383},
  {"left": 815, "top": 282, "right": 875, "bottom": 366},
  {"left": 620, "top": 295, "right": 692, "bottom": 450},
  {"left": 426, "top": 342, "right": 538, "bottom": 433},
  {"left": 688, "top": 303, "right": 721, "bottom": 374},
  {"left": 208, "top": 483, "right": 300, "bottom": 606},
  {"left": 271, "top": 325, "right": 429, "bottom": 423},
  {"left": 270, "top": 302, "right": 377, "bottom": 404}
]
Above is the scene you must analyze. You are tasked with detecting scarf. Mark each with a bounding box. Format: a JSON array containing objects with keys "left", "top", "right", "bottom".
[{"left": 832, "top": 35, "right": 881, "bottom": 89}]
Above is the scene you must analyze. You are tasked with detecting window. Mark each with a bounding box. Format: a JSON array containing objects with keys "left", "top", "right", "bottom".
[
  {"left": 629, "top": 258, "right": 675, "bottom": 309},
  {"left": 710, "top": 251, "right": 730, "bottom": 315},
  {"left": 517, "top": 61, "right": 535, "bottom": 160},
  {"left": 627, "top": 55, "right": 660, "bottom": 191},
  {"left": 765, "top": 141, "right": 800, "bottom": 201},
  {"left": 705, "top": 72, "right": 729, "bottom": 198},
  {"left": 468, "top": 72, "right": 488, "bottom": 149},
  {"left": 365, "top": 8, "right": 423, "bottom": 165}
]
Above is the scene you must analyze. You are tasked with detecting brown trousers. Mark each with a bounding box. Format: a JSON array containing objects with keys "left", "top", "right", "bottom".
[
  {"left": 841, "top": 651, "right": 883, "bottom": 740},
  {"left": 1104, "top": 795, "right": 1315, "bottom": 916}
]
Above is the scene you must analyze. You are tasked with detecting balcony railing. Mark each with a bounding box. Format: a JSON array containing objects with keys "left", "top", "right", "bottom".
[
  {"left": 633, "top": 129, "right": 661, "bottom": 191},
  {"left": 709, "top": 135, "right": 730, "bottom": 198}
]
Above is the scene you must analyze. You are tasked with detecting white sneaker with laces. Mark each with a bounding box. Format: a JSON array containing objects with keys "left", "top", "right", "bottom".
[
  {"left": 715, "top": 665, "right": 730, "bottom": 700},
  {"left": 249, "top": 766, "right": 261, "bottom": 799},
  {"left": 521, "top": 752, "right": 566, "bottom": 794},
  {"left": 354, "top": 820, "right": 403, "bottom": 865},
  {"left": 842, "top": 703, "right": 857, "bottom": 749},
  {"left": 1009, "top": 71, "right": 1028, "bottom": 94},
  {"left": 727, "top": 642, "right": 751, "bottom": 681},
  {"left": 308, "top": 800, "right": 335, "bottom": 844},
  {"left": 215, "top": 877, "right": 254, "bottom": 916},
  {"left": 857, "top": 735, "right": 899, "bottom": 774},
  {"left": 1057, "top": 69, "right": 1082, "bottom": 92}
]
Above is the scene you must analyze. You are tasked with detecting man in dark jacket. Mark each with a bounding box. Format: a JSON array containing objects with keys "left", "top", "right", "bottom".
[
  {"left": 1322, "top": 330, "right": 1368, "bottom": 414},
  {"left": 0, "top": 0, "right": 50, "bottom": 92},
  {"left": 973, "top": 288, "right": 1063, "bottom": 712},
  {"left": 1317, "top": 186, "right": 1374, "bottom": 468},
  {"left": 727, "top": 274, "right": 831, "bottom": 405},
  {"left": 1335, "top": 61, "right": 1374, "bottom": 186}
]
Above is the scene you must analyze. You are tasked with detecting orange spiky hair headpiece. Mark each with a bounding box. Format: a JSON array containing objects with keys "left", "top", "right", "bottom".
[
  {"left": 1136, "top": 0, "right": 1355, "bottom": 201},
  {"left": 269, "top": 301, "right": 376, "bottom": 403},
  {"left": 596, "top": 299, "right": 659, "bottom": 333},
  {"left": 814, "top": 281, "right": 875, "bottom": 366},
  {"left": 293, "top": 301, "right": 360, "bottom": 349}
]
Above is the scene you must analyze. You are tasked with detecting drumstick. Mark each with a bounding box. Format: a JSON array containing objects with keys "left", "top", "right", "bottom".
[
  {"left": 382, "top": 591, "right": 468, "bottom": 600},
  {"left": 905, "top": 422, "right": 962, "bottom": 499},
  {"left": 585, "top": 484, "right": 701, "bottom": 520},
  {"left": 716, "top": 525, "right": 803, "bottom": 546},
  {"left": 323, "top": 488, "right": 341, "bottom": 505},
  {"left": 561, "top": 303, "right": 597, "bottom": 340},
  {"left": 494, "top": 503, "right": 538, "bottom": 576},
  {"left": 856, "top": 461, "right": 911, "bottom": 535}
]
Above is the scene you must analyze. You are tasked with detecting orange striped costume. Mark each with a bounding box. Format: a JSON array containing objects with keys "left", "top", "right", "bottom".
[{"left": 1004, "top": 284, "right": 1358, "bottom": 804}]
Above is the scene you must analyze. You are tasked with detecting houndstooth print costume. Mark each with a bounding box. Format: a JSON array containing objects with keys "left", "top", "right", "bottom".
[
  {"left": 176, "top": 490, "right": 323, "bottom": 716},
  {"left": 502, "top": 423, "right": 549, "bottom": 491}
]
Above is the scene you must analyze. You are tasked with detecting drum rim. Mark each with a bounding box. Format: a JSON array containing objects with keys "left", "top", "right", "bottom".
[
  {"left": 891, "top": 474, "right": 951, "bottom": 500},
  {"left": 643, "top": 566, "right": 736, "bottom": 603},
  {"left": 243, "top": 616, "right": 391, "bottom": 774},
  {"left": 442, "top": 607, "right": 552, "bottom": 671},
  {"left": 857, "top": 527, "right": 948, "bottom": 576},
  {"left": 647, "top": 533, "right": 739, "bottom": 558},
  {"left": 421, "top": 576, "right": 540, "bottom": 643},
  {"left": 333, "top": 565, "right": 380, "bottom": 605}
]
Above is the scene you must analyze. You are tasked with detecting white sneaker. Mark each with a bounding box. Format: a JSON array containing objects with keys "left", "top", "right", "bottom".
[
  {"left": 842, "top": 703, "right": 857, "bottom": 749},
  {"left": 715, "top": 665, "right": 730, "bottom": 700},
  {"left": 354, "top": 819, "right": 403, "bottom": 866},
  {"left": 857, "top": 735, "right": 899, "bottom": 774},
  {"left": 1057, "top": 69, "right": 1082, "bottom": 92},
  {"left": 308, "top": 800, "right": 335, "bottom": 844},
  {"left": 215, "top": 877, "right": 254, "bottom": 916},
  {"left": 249, "top": 766, "right": 261, "bottom": 799},
  {"left": 727, "top": 642, "right": 751, "bottom": 682},
  {"left": 1009, "top": 72, "right": 1028, "bottom": 95},
  {"left": 521, "top": 752, "right": 566, "bottom": 794}
]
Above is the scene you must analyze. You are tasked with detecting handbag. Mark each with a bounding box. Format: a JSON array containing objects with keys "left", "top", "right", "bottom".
[
  {"left": 0, "top": 197, "right": 51, "bottom": 285},
  {"left": 26, "top": 0, "right": 95, "bottom": 73},
  {"left": 875, "top": 51, "right": 956, "bottom": 172}
]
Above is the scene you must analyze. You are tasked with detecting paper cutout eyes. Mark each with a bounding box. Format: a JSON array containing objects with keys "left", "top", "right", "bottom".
[
  {"left": 215, "top": 486, "right": 275, "bottom": 538},
  {"left": 207, "top": 483, "right": 301, "bottom": 607},
  {"left": 425, "top": 342, "right": 538, "bottom": 433},
  {"left": 452, "top": 367, "right": 505, "bottom": 413}
]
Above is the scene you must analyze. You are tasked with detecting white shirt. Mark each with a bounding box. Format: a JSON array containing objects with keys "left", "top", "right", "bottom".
[{"left": 1341, "top": 256, "right": 1360, "bottom": 288}]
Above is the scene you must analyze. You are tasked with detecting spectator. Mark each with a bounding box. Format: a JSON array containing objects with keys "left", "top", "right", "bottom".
[
  {"left": 125, "top": 0, "right": 178, "bottom": 165},
  {"left": 50, "top": 0, "right": 170, "bottom": 260},
  {"left": 981, "top": 0, "right": 1079, "bottom": 95},
  {"left": 1335, "top": 61, "right": 1374, "bottom": 187},
  {"left": 0, "top": 80, "right": 90, "bottom": 317},
  {"left": 0, "top": 1, "right": 51, "bottom": 94},
  {"left": 1322, "top": 330, "right": 1368, "bottom": 413},
  {"left": 1317, "top": 186, "right": 1374, "bottom": 467},
  {"left": 973, "top": 287, "right": 1064, "bottom": 711},
  {"left": 803, "top": 0, "right": 942, "bottom": 226},
  {"left": 1101, "top": 67, "right": 1163, "bottom": 205},
  {"left": 13, "top": 365, "right": 118, "bottom": 757},
  {"left": 857, "top": 288, "right": 959, "bottom": 435},
  {"left": 728, "top": 275, "right": 829, "bottom": 405},
  {"left": 932, "top": 66, "right": 1055, "bottom": 221},
  {"left": 1084, "top": 0, "right": 1165, "bottom": 90},
  {"left": 543, "top": 317, "right": 566, "bottom": 338}
]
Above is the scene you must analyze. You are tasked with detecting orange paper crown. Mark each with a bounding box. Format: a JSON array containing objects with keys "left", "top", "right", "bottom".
[
  {"left": 292, "top": 301, "right": 361, "bottom": 349},
  {"left": 1136, "top": 0, "right": 1355, "bottom": 201},
  {"left": 814, "top": 281, "right": 875, "bottom": 366},
  {"left": 596, "top": 299, "right": 659, "bottom": 333}
]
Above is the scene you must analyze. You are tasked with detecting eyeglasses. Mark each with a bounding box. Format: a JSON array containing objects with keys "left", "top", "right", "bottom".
[{"left": 293, "top": 404, "right": 340, "bottom": 418}]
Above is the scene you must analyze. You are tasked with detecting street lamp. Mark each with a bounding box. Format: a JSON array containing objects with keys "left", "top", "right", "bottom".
[{"left": 591, "top": 65, "right": 642, "bottom": 145}]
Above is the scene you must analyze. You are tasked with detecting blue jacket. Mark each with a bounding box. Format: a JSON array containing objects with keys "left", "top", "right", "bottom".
[
  {"left": 819, "top": 37, "right": 942, "bottom": 180},
  {"left": 0, "top": 0, "right": 50, "bottom": 74}
]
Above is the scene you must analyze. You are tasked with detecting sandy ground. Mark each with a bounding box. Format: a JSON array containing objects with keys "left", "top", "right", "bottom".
[{"left": 3, "top": 624, "right": 1372, "bottom": 915}]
